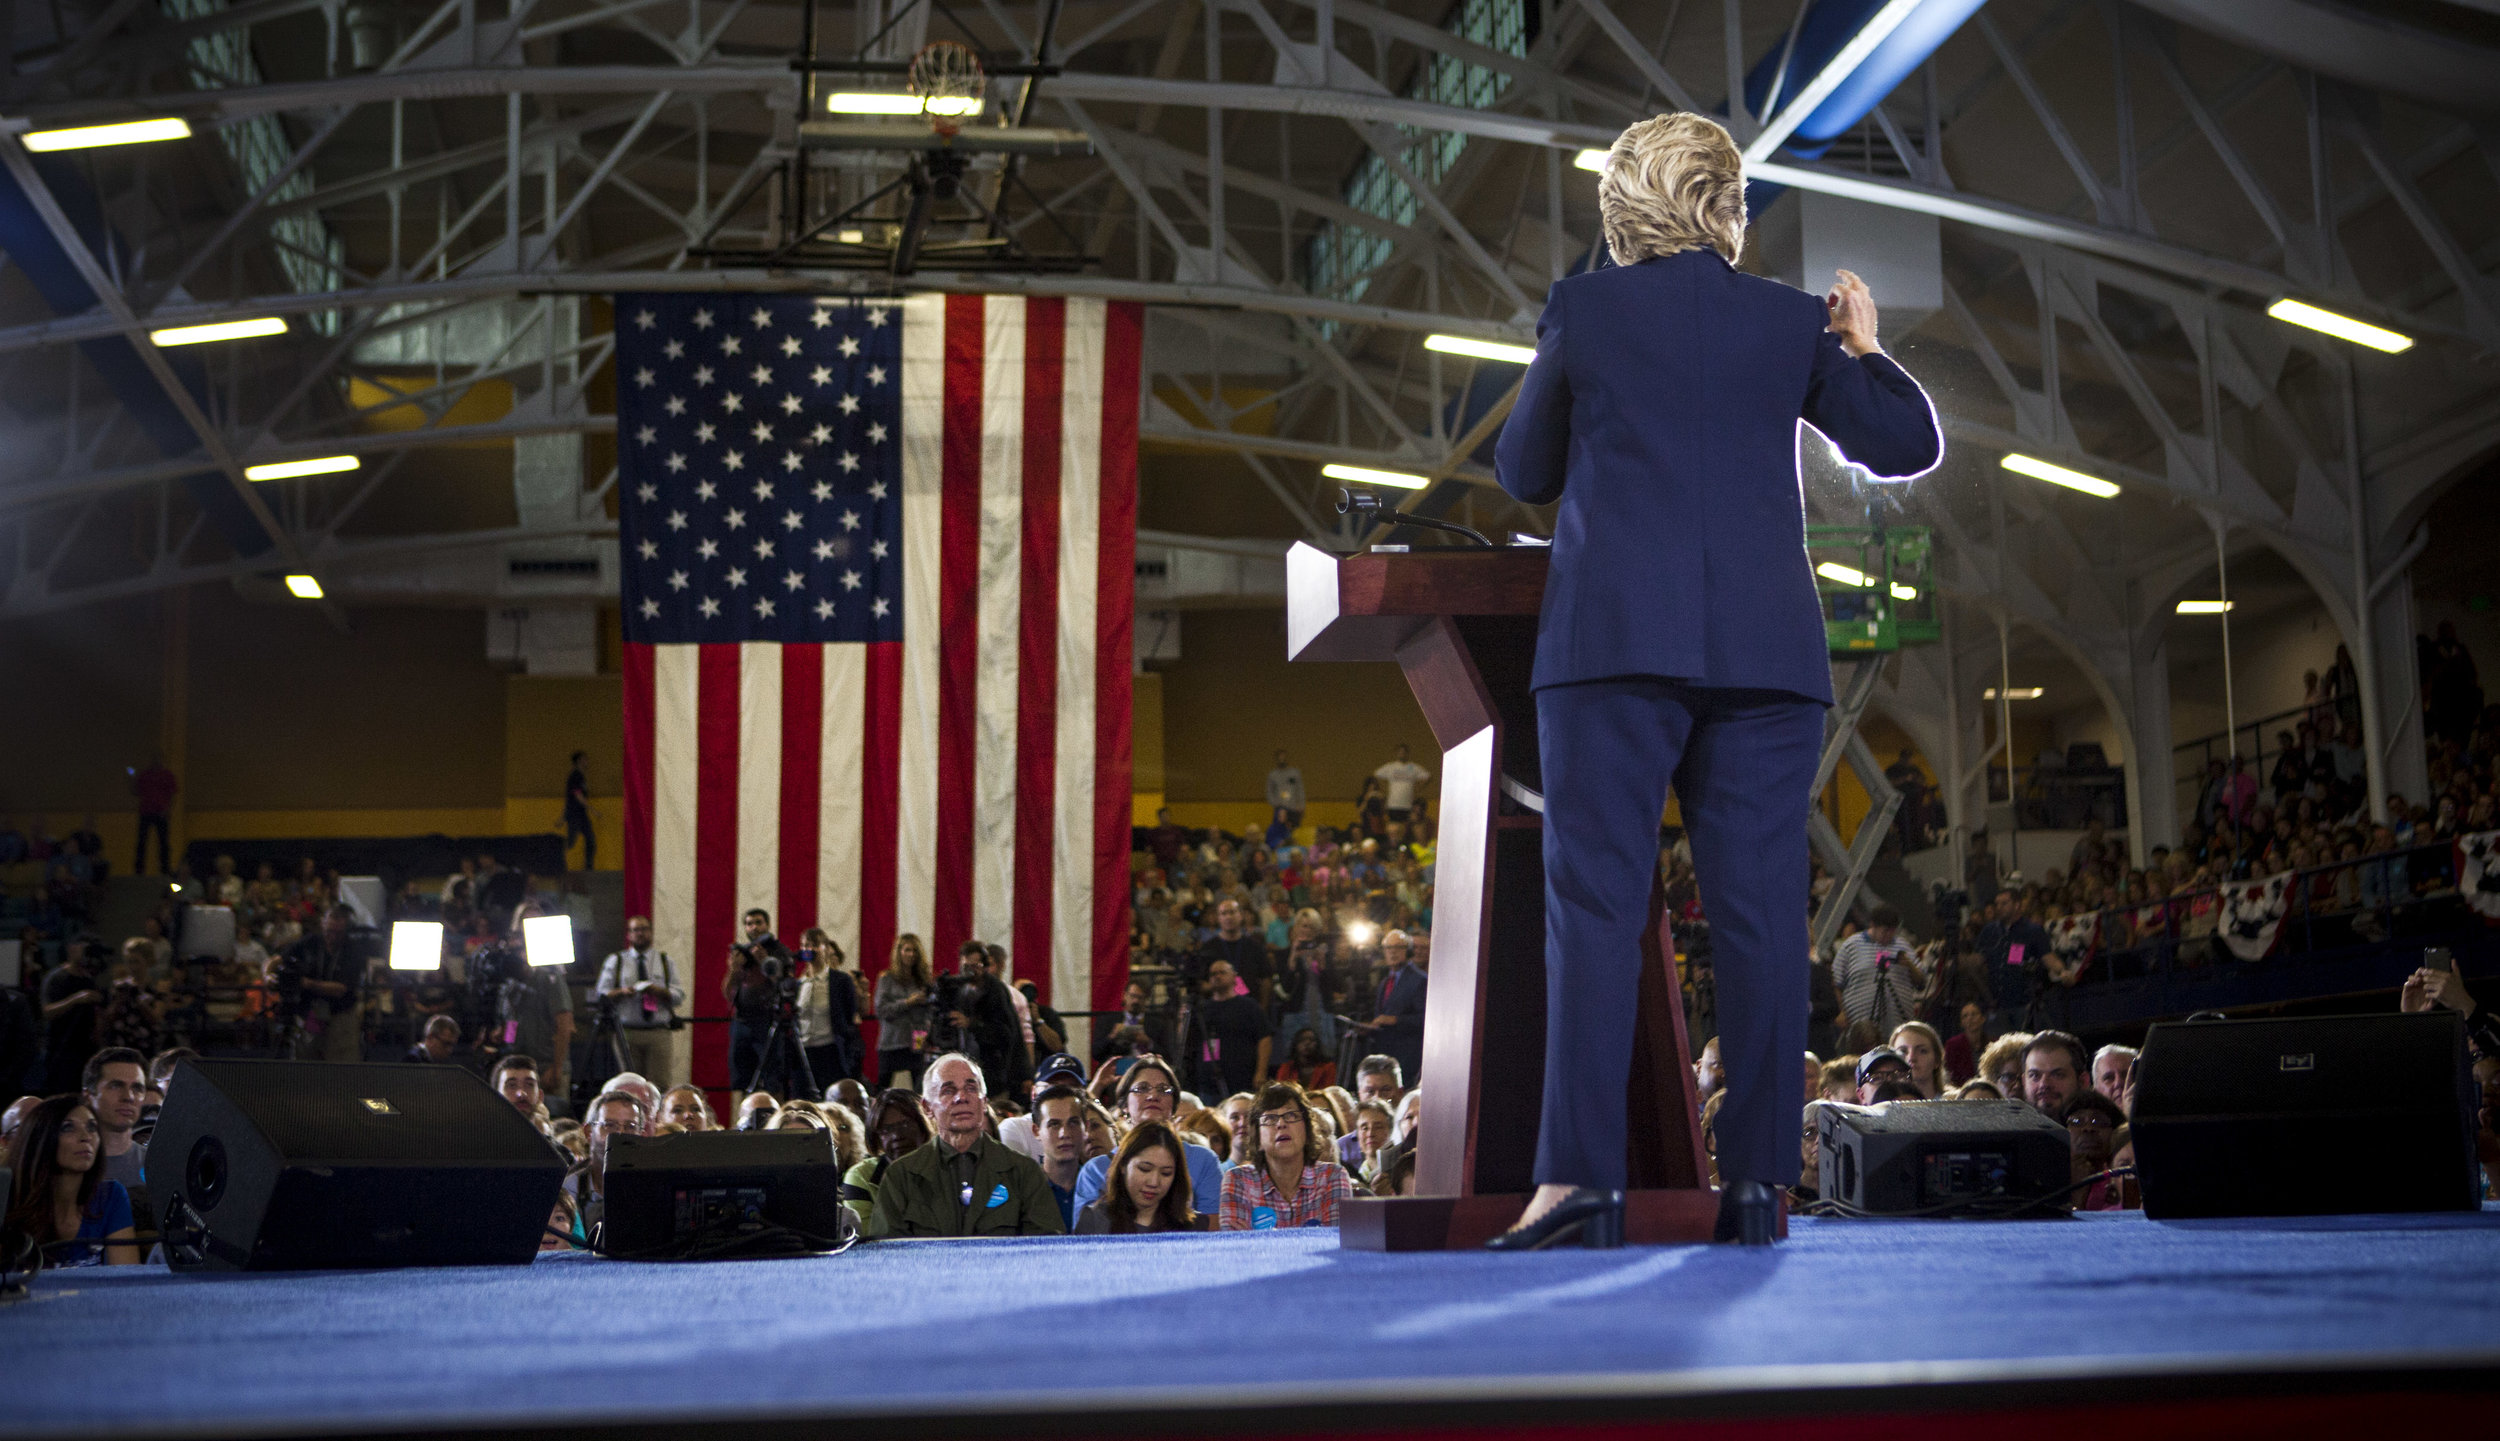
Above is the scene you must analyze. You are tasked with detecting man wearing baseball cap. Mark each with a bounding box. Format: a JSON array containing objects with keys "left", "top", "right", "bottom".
[
  {"left": 999, "top": 1052, "right": 1088, "bottom": 1159},
  {"left": 1855, "top": 1047, "right": 1915, "bottom": 1104}
]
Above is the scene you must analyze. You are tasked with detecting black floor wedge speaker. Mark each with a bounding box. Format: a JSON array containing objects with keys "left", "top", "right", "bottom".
[
  {"left": 146, "top": 1059, "right": 568, "bottom": 1271},
  {"left": 2130, "top": 1012, "right": 2481, "bottom": 1219}
]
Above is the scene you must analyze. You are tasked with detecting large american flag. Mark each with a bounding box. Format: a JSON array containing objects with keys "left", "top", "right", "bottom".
[{"left": 615, "top": 293, "right": 1140, "bottom": 1090}]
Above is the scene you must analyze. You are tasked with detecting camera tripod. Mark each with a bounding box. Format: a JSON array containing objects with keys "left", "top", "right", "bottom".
[
  {"left": 573, "top": 997, "right": 633, "bottom": 1109},
  {"left": 749, "top": 1001, "right": 820, "bottom": 1102}
]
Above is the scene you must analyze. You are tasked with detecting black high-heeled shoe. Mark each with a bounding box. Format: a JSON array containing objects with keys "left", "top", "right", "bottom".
[
  {"left": 1484, "top": 1188, "right": 1626, "bottom": 1250},
  {"left": 1713, "top": 1179, "right": 1777, "bottom": 1246}
]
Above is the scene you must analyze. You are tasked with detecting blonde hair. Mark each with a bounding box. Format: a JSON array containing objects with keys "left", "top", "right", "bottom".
[{"left": 1598, "top": 113, "right": 1747, "bottom": 265}]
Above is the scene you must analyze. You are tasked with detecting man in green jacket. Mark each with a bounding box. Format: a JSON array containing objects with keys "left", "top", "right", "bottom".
[{"left": 867, "top": 1051, "right": 1065, "bottom": 1238}]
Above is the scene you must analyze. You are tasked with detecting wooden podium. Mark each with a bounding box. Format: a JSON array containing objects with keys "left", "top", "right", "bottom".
[{"left": 1287, "top": 542, "right": 1772, "bottom": 1249}]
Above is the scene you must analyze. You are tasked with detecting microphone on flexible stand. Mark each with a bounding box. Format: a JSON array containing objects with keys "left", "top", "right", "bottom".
[{"left": 1336, "top": 488, "right": 1496, "bottom": 548}]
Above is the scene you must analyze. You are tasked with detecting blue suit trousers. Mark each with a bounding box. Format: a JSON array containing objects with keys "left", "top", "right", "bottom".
[{"left": 1534, "top": 678, "right": 1823, "bottom": 1192}]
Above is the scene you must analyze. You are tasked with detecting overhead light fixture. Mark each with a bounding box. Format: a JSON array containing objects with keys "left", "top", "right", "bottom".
[
  {"left": 2266, "top": 298, "right": 2411, "bottom": 354},
  {"left": 1573, "top": 148, "right": 1607, "bottom": 172},
  {"left": 2000, "top": 452, "right": 2120, "bottom": 498},
  {"left": 2175, "top": 599, "right": 2234, "bottom": 614},
  {"left": 1321, "top": 462, "right": 1427, "bottom": 490},
  {"left": 1982, "top": 686, "right": 2044, "bottom": 701},
  {"left": 825, "top": 92, "right": 981, "bottom": 117},
  {"left": 389, "top": 921, "right": 445, "bottom": 972},
  {"left": 22, "top": 117, "right": 193, "bottom": 152},
  {"left": 522, "top": 913, "right": 576, "bottom": 968},
  {"left": 283, "top": 574, "right": 324, "bottom": 599},
  {"left": 245, "top": 454, "right": 358, "bottom": 482},
  {"left": 836, "top": 228, "right": 866, "bottom": 244},
  {"left": 150, "top": 316, "right": 287, "bottom": 347},
  {"left": 1743, "top": 0, "right": 1926, "bottom": 162},
  {"left": 1424, "top": 334, "right": 1537, "bottom": 365}
]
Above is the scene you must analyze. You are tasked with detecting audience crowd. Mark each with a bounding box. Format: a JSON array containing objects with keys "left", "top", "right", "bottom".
[{"left": 5, "top": 714, "right": 2497, "bottom": 1270}]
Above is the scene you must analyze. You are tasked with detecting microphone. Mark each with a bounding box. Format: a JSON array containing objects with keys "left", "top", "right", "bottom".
[{"left": 1336, "top": 489, "right": 1495, "bottom": 548}]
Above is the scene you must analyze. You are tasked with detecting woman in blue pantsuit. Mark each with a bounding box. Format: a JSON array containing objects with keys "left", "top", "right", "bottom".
[{"left": 1487, "top": 114, "right": 1941, "bottom": 1250}]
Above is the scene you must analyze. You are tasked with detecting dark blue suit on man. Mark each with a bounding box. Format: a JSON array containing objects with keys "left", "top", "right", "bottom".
[
  {"left": 1370, "top": 960, "right": 1428, "bottom": 1088},
  {"left": 1497, "top": 248, "right": 1939, "bottom": 1193}
]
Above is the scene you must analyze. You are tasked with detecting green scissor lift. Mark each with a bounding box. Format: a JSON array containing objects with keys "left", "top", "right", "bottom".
[
  {"left": 1809, "top": 524, "right": 1940, "bottom": 655},
  {"left": 1804, "top": 524, "right": 1940, "bottom": 952}
]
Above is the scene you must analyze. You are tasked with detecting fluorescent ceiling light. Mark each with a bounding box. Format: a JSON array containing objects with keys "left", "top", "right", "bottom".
[
  {"left": 522, "top": 913, "right": 575, "bottom": 968},
  {"left": 283, "top": 574, "right": 324, "bottom": 599},
  {"left": 2266, "top": 298, "right": 2411, "bottom": 354},
  {"left": 836, "top": 228, "right": 866, "bottom": 244},
  {"left": 1574, "top": 148, "right": 1607, "bottom": 172},
  {"left": 22, "top": 117, "right": 192, "bottom": 152},
  {"left": 389, "top": 921, "right": 444, "bottom": 972},
  {"left": 825, "top": 92, "right": 981, "bottom": 116},
  {"left": 1743, "top": 0, "right": 1926, "bottom": 162},
  {"left": 1321, "top": 462, "right": 1427, "bottom": 490},
  {"left": 1982, "top": 686, "right": 2045, "bottom": 701},
  {"left": 150, "top": 316, "right": 286, "bottom": 346},
  {"left": 1818, "top": 560, "right": 1919, "bottom": 601},
  {"left": 245, "top": 454, "right": 358, "bottom": 482},
  {"left": 2000, "top": 452, "right": 2120, "bottom": 498},
  {"left": 1424, "top": 333, "right": 1536, "bottom": 365},
  {"left": 2175, "top": 599, "right": 2234, "bottom": 614}
]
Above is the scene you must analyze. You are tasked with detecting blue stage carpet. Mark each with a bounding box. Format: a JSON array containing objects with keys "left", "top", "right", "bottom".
[{"left": 9, "top": 1210, "right": 2500, "bottom": 1438}]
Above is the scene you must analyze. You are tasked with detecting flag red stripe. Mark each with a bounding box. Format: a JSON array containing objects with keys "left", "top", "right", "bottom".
[
  {"left": 1013, "top": 297, "right": 1066, "bottom": 1008},
  {"left": 1091, "top": 300, "right": 1142, "bottom": 1015},
  {"left": 859, "top": 638, "right": 903, "bottom": 1063},
  {"left": 621, "top": 641, "right": 655, "bottom": 923},
  {"left": 777, "top": 643, "right": 823, "bottom": 938},
  {"left": 932, "top": 294, "right": 984, "bottom": 966},
  {"left": 693, "top": 643, "right": 742, "bottom": 1095}
]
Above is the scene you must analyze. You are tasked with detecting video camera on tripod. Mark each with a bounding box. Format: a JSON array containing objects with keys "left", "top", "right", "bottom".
[
  {"left": 927, "top": 971, "right": 989, "bottom": 1057},
  {"left": 733, "top": 943, "right": 803, "bottom": 1017}
]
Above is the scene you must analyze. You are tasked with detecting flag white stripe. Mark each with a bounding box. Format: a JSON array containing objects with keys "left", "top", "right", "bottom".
[
  {"left": 971, "top": 298, "right": 1026, "bottom": 955},
  {"left": 650, "top": 643, "right": 701, "bottom": 992},
  {"left": 817, "top": 643, "right": 866, "bottom": 964},
  {"left": 736, "top": 641, "right": 783, "bottom": 919},
  {"left": 1051, "top": 299, "right": 1105, "bottom": 1033},
  {"left": 895, "top": 294, "right": 948, "bottom": 944}
]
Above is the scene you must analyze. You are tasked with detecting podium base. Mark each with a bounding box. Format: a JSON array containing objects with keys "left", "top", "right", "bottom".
[{"left": 1338, "top": 1188, "right": 1787, "bottom": 1251}]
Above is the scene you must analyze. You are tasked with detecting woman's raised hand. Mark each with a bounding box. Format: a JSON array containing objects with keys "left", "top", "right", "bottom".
[{"left": 1825, "top": 268, "right": 1880, "bottom": 358}]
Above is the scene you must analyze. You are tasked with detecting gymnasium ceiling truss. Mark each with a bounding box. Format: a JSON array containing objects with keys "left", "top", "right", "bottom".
[{"left": 0, "top": 0, "right": 2493, "bottom": 621}]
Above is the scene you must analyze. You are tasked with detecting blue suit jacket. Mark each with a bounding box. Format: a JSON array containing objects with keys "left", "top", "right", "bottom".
[
  {"left": 1495, "top": 250, "right": 1942, "bottom": 704},
  {"left": 1374, "top": 963, "right": 1428, "bottom": 1080}
]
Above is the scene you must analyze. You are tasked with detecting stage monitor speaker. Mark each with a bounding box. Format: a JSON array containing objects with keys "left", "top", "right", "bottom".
[
  {"left": 1816, "top": 1098, "right": 2072, "bottom": 1215},
  {"left": 601, "top": 1129, "right": 854, "bottom": 1259},
  {"left": 147, "top": 1059, "right": 566, "bottom": 1271},
  {"left": 2131, "top": 1012, "right": 2479, "bottom": 1219}
]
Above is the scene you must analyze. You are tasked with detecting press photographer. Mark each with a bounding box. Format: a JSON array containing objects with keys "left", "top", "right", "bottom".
[
  {"left": 1832, "top": 907, "right": 1924, "bottom": 1045},
  {"left": 595, "top": 916, "right": 684, "bottom": 1088},
  {"left": 280, "top": 904, "right": 368, "bottom": 1063},
  {"left": 723, "top": 908, "right": 800, "bottom": 1102},
  {"left": 470, "top": 908, "right": 574, "bottom": 1108},
  {"left": 929, "top": 942, "right": 1020, "bottom": 1089}
]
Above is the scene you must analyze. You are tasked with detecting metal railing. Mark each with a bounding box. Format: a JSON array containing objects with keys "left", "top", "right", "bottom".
[
  {"left": 2027, "top": 838, "right": 2486, "bottom": 1032},
  {"left": 1983, "top": 764, "right": 2129, "bottom": 830},
  {"left": 2171, "top": 700, "right": 2363, "bottom": 820}
]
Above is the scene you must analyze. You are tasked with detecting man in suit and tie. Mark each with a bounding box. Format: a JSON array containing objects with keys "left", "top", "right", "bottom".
[
  {"left": 1361, "top": 929, "right": 1428, "bottom": 1089},
  {"left": 1488, "top": 113, "right": 1941, "bottom": 1250}
]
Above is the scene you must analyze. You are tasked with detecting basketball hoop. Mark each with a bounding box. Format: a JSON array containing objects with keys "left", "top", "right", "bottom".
[{"left": 908, "top": 41, "right": 985, "bottom": 138}]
